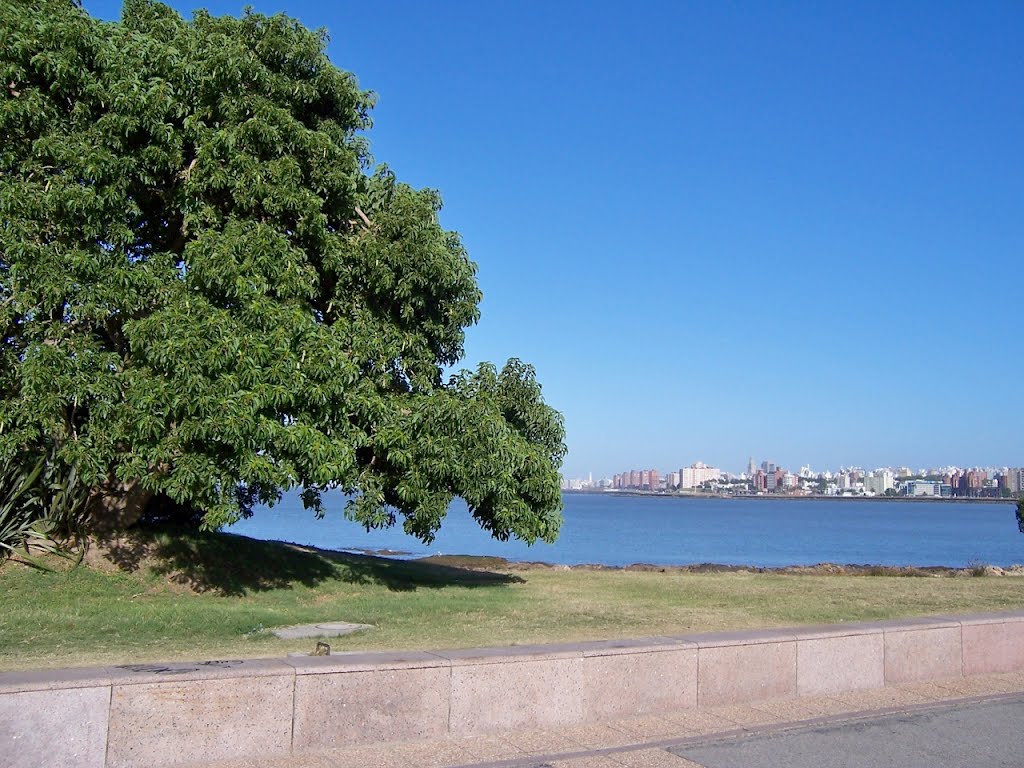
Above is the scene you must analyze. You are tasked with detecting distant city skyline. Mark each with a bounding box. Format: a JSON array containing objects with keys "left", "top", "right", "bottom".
[
  {"left": 580, "top": 461, "right": 1021, "bottom": 478},
  {"left": 564, "top": 461, "right": 1024, "bottom": 499},
  {"left": 567, "top": 456, "right": 1023, "bottom": 484}
]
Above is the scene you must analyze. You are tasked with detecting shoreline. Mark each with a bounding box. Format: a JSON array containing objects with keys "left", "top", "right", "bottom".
[
  {"left": 271, "top": 539, "right": 1024, "bottom": 577},
  {"left": 415, "top": 552, "right": 1024, "bottom": 576}
]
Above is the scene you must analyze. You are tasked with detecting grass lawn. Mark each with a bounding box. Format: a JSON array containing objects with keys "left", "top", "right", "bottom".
[{"left": 2, "top": 529, "right": 1024, "bottom": 672}]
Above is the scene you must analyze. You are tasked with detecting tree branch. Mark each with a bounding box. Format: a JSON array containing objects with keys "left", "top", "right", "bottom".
[
  {"left": 354, "top": 206, "right": 374, "bottom": 230},
  {"left": 178, "top": 158, "right": 198, "bottom": 181}
]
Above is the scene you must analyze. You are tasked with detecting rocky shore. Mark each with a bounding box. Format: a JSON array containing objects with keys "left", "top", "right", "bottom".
[{"left": 417, "top": 553, "right": 1024, "bottom": 578}]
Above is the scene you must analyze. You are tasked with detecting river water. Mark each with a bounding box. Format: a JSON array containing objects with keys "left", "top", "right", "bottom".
[{"left": 227, "top": 491, "right": 1024, "bottom": 568}]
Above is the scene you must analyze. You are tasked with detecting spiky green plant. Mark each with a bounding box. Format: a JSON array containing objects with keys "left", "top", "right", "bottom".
[
  {"left": 0, "top": 453, "right": 91, "bottom": 566},
  {"left": 37, "top": 459, "right": 92, "bottom": 556},
  {"left": 0, "top": 455, "right": 46, "bottom": 558}
]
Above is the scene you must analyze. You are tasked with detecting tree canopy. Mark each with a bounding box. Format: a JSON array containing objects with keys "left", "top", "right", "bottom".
[{"left": 0, "top": 0, "right": 565, "bottom": 543}]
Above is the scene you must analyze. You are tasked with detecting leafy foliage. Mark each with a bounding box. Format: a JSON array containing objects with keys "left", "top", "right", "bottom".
[
  {"left": 0, "top": 451, "right": 90, "bottom": 562},
  {"left": 0, "top": 454, "right": 46, "bottom": 556},
  {"left": 0, "top": 0, "right": 565, "bottom": 542}
]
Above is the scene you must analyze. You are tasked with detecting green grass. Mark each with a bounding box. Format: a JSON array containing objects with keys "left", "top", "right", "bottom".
[{"left": 2, "top": 529, "right": 1024, "bottom": 672}]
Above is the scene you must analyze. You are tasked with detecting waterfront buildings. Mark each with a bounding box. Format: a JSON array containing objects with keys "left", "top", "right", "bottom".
[
  {"left": 564, "top": 462, "right": 1023, "bottom": 498},
  {"left": 1002, "top": 468, "right": 1024, "bottom": 494},
  {"left": 864, "top": 470, "right": 895, "bottom": 495},
  {"left": 678, "top": 462, "right": 721, "bottom": 489},
  {"left": 609, "top": 462, "right": 720, "bottom": 491},
  {"left": 612, "top": 469, "right": 661, "bottom": 491}
]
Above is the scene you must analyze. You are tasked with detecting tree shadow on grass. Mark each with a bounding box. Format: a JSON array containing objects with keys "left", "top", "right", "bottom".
[{"left": 96, "top": 528, "right": 524, "bottom": 597}]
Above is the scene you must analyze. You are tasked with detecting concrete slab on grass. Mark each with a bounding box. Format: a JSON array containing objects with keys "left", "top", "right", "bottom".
[{"left": 270, "top": 621, "right": 372, "bottom": 640}]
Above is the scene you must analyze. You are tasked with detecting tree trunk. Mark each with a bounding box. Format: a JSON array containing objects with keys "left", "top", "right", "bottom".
[{"left": 87, "top": 477, "right": 154, "bottom": 532}]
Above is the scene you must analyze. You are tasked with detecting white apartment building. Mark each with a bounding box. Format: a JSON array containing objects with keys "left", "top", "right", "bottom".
[
  {"left": 678, "top": 462, "right": 721, "bottom": 489},
  {"left": 865, "top": 470, "right": 895, "bottom": 495}
]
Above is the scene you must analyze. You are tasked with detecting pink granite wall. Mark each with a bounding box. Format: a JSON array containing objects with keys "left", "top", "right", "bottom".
[{"left": 2, "top": 610, "right": 1022, "bottom": 768}]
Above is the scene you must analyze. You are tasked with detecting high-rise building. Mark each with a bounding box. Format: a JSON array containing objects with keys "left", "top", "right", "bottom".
[
  {"left": 753, "top": 470, "right": 767, "bottom": 492},
  {"left": 865, "top": 470, "right": 895, "bottom": 495},
  {"left": 963, "top": 469, "right": 987, "bottom": 496},
  {"left": 678, "top": 462, "right": 721, "bottom": 489},
  {"left": 1008, "top": 468, "right": 1024, "bottom": 493}
]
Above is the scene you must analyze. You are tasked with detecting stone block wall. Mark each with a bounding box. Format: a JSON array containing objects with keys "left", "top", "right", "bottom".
[{"left": 2, "top": 611, "right": 1023, "bottom": 767}]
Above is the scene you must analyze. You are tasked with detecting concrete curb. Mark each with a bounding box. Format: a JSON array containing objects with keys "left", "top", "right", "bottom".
[{"left": 2, "top": 610, "right": 1024, "bottom": 768}]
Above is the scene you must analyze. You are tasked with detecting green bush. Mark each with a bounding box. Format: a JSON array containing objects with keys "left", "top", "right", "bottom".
[
  {"left": 0, "top": 453, "right": 90, "bottom": 564},
  {"left": 0, "top": 455, "right": 47, "bottom": 557}
]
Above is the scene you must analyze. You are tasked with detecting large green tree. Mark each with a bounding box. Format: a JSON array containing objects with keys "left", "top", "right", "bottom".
[{"left": 0, "top": 0, "right": 565, "bottom": 543}]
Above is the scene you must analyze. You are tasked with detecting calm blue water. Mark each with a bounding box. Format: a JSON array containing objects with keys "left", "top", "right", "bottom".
[{"left": 227, "top": 492, "right": 1024, "bottom": 568}]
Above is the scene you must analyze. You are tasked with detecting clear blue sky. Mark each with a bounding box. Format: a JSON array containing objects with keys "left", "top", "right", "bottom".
[{"left": 86, "top": 0, "right": 1024, "bottom": 477}]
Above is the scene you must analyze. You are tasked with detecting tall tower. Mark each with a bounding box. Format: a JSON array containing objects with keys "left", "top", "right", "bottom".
[{"left": 747, "top": 456, "right": 756, "bottom": 476}]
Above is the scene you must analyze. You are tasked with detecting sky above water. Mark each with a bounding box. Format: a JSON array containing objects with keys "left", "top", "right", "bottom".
[{"left": 84, "top": 0, "right": 1024, "bottom": 476}]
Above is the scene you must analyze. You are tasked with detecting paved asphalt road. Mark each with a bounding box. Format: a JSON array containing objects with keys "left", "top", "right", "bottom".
[{"left": 671, "top": 695, "right": 1024, "bottom": 768}]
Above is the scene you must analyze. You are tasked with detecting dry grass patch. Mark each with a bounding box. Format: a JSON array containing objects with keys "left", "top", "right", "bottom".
[{"left": 2, "top": 530, "right": 1023, "bottom": 672}]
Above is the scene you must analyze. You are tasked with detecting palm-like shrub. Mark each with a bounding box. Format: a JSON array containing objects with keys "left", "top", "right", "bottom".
[
  {"left": 0, "top": 456, "right": 46, "bottom": 557},
  {"left": 0, "top": 454, "right": 91, "bottom": 563}
]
